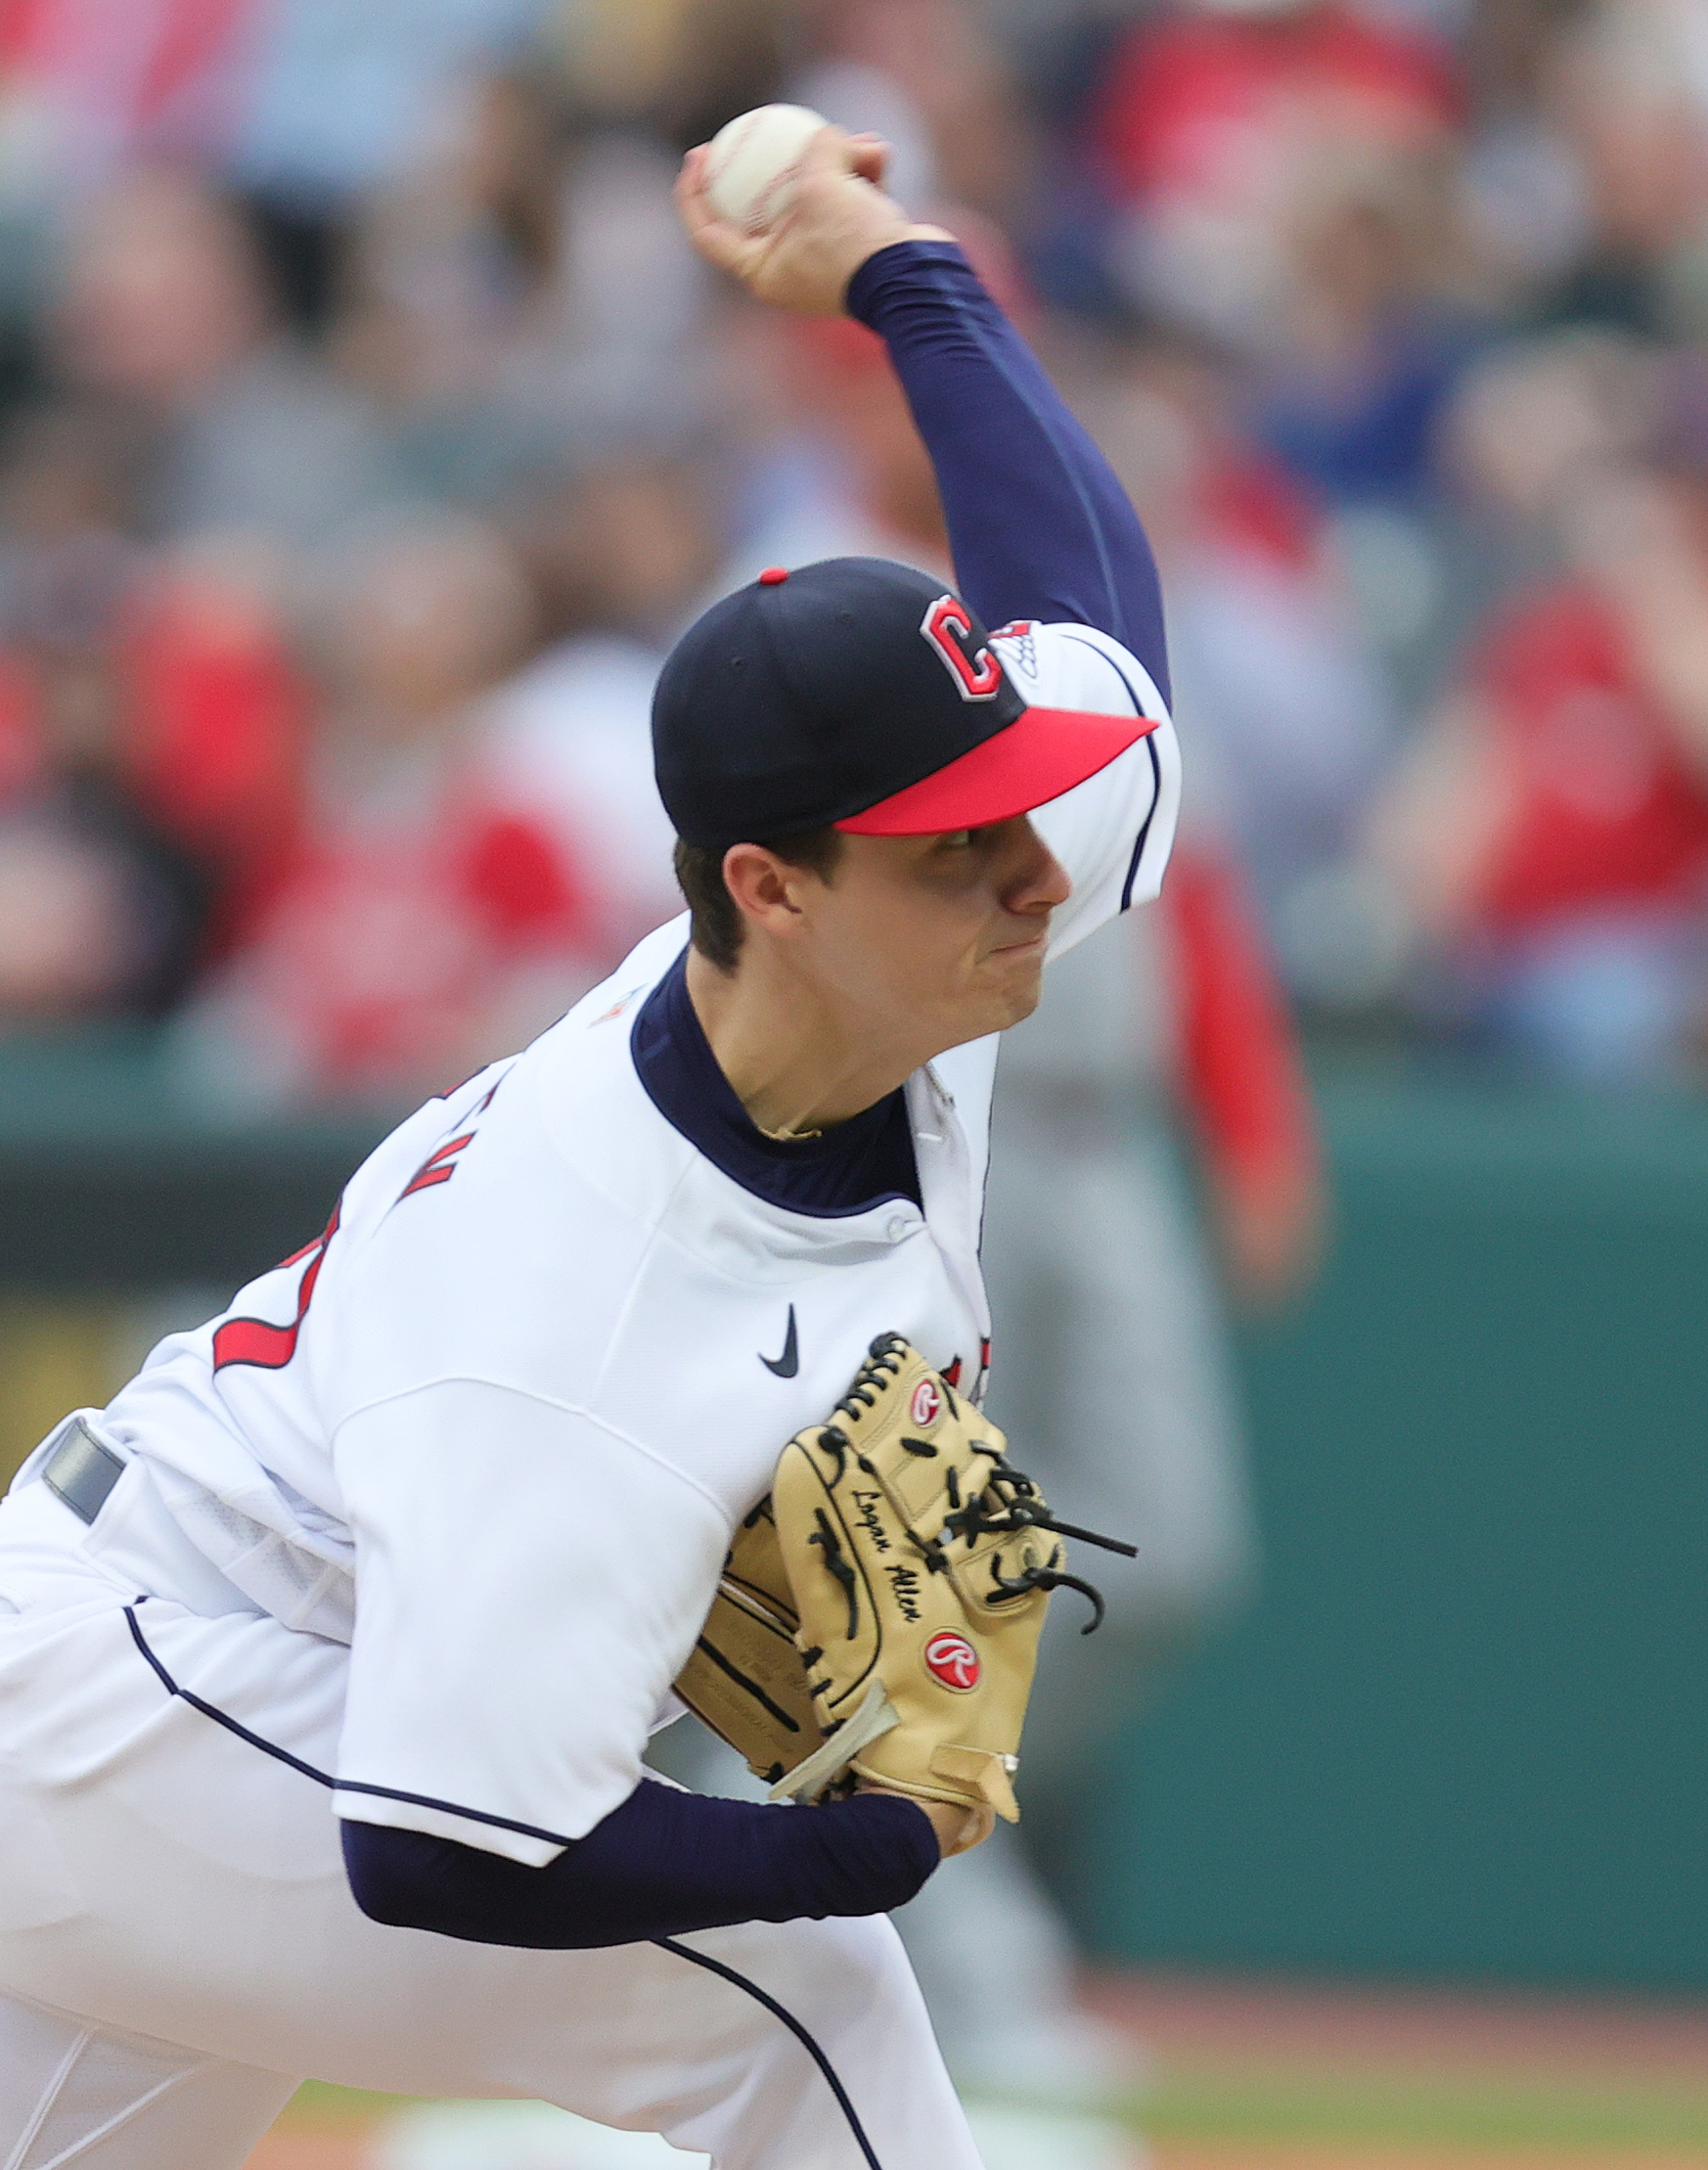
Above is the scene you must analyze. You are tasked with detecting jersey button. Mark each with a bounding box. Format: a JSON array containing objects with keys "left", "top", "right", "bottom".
[{"left": 885, "top": 1214, "right": 913, "bottom": 1242}]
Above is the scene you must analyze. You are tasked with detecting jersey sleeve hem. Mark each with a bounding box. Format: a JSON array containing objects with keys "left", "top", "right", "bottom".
[{"left": 334, "top": 1786, "right": 568, "bottom": 1869}]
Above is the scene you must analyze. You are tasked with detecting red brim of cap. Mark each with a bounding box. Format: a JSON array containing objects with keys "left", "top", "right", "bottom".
[{"left": 835, "top": 706, "right": 1155, "bottom": 837}]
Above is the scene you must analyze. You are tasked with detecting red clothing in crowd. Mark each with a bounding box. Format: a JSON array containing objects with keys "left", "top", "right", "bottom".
[
  {"left": 1094, "top": 1, "right": 1460, "bottom": 204},
  {"left": 1463, "top": 587, "right": 1708, "bottom": 932},
  {"left": 0, "top": 573, "right": 310, "bottom": 935},
  {"left": 1164, "top": 841, "right": 1321, "bottom": 1218},
  {"left": 224, "top": 783, "right": 597, "bottom": 1095},
  {"left": 117, "top": 579, "right": 311, "bottom": 940},
  {"left": 0, "top": 0, "right": 256, "bottom": 160},
  {"left": 1195, "top": 450, "right": 1323, "bottom": 575}
]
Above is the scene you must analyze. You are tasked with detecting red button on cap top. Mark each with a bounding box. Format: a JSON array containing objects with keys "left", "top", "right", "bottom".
[{"left": 757, "top": 565, "right": 789, "bottom": 585}]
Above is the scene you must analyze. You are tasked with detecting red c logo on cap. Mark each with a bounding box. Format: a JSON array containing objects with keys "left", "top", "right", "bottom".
[
  {"left": 923, "top": 1631, "right": 980, "bottom": 1691},
  {"left": 921, "top": 595, "right": 1003, "bottom": 701}
]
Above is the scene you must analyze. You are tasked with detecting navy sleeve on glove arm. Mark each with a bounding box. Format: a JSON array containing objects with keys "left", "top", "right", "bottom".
[
  {"left": 342, "top": 1779, "right": 939, "bottom": 1948},
  {"left": 846, "top": 239, "right": 1170, "bottom": 705}
]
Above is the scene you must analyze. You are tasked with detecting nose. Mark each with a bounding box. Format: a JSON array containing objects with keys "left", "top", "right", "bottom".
[{"left": 1001, "top": 817, "right": 1071, "bottom": 916}]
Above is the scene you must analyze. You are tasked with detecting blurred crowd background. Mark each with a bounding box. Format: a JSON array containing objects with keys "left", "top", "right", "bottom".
[{"left": 5, "top": 0, "right": 1708, "bottom": 1095}]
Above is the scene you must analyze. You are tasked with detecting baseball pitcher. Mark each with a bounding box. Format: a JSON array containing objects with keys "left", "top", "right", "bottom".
[{"left": 0, "top": 130, "right": 1178, "bottom": 2170}]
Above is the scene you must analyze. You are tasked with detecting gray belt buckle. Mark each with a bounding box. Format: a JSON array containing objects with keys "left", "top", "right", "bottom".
[{"left": 42, "top": 1418, "right": 125, "bottom": 1526}]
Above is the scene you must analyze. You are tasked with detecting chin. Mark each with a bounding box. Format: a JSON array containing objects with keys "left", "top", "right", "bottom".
[
  {"left": 931, "top": 953, "right": 1045, "bottom": 1049},
  {"left": 993, "top": 959, "right": 1047, "bottom": 1029}
]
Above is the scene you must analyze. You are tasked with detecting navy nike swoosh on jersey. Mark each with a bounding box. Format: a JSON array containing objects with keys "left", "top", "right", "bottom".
[{"left": 760, "top": 1305, "right": 799, "bottom": 1378}]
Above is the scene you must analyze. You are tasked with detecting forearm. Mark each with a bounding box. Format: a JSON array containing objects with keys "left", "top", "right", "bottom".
[
  {"left": 342, "top": 1778, "right": 938, "bottom": 1948},
  {"left": 846, "top": 241, "right": 1170, "bottom": 701}
]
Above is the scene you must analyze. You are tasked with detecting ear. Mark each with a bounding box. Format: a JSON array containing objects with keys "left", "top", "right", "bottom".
[{"left": 722, "top": 843, "right": 823, "bottom": 939}]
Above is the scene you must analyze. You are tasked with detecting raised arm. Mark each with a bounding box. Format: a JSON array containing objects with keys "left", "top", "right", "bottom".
[
  {"left": 846, "top": 243, "right": 1168, "bottom": 698},
  {"left": 676, "top": 126, "right": 1169, "bottom": 701}
]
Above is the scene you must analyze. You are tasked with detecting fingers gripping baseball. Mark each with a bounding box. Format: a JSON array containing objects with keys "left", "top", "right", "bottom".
[{"left": 675, "top": 124, "right": 952, "bottom": 315}]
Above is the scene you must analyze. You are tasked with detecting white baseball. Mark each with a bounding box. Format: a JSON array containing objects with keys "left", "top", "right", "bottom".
[{"left": 703, "top": 104, "right": 830, "bottom": 236}]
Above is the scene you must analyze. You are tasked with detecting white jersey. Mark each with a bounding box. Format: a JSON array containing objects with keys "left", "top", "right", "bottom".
[{"left": 63, "top": 623, "right": 1179, "bottom": 1868}]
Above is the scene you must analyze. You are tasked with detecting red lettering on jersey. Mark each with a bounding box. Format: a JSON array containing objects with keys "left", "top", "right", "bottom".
[
  {"left": 972, "top": 1334, "right": 993, "bottom": 1407},
  {"left": 398, "top": 1131, "right": 475, "bottom": 1202},
  {"left": 437, "top": 1065, "right": 507, "bottom": 1112},
  {"left": 920, "top": 595, "right": 1004, "bottom": 701},
  {"left": 212, "top": 1198, "right": 342, "bottom": 1373}
]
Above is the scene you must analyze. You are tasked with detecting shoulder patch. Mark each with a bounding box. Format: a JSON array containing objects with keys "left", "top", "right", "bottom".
[{"left": 990, "top": 620, "right": 1039, "bottom": 682}]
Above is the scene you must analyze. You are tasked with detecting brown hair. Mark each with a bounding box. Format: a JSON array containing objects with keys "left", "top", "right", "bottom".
[{"left": 672, "top": 829, "right": 844, "bottom": 973}]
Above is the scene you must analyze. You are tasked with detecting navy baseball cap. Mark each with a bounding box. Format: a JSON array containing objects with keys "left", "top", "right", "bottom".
[{"left": 652, "top": 558, "right": 1150, "bottom": 850}]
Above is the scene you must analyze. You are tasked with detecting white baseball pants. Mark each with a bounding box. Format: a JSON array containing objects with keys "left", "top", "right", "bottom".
[{"left": 0, "top": 1483, "right": 981, "bottom": 2170}]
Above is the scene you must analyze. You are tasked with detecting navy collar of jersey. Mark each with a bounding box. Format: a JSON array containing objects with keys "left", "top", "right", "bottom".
[{"left": 631, "top": 948, "right": 921, "bottom": 1219}]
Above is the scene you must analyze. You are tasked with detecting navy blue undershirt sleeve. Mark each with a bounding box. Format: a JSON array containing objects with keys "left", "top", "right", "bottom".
[
  {"left": 342, "top": 1780, "right": 939, "bottom": 1948},
  {"left": 845, "top": 241, "right": 1170, "bottom": 707}
]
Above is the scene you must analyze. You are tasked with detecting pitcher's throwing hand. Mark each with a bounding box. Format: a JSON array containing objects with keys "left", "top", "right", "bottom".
[{"left": 677, "top": 121, "right": 952, "bottom": 312}]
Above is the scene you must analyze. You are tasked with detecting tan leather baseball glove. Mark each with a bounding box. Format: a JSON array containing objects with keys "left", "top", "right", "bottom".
[
  {"left": 673, "top": 1497, "right": 825, "bottom": 1786},
  {"left": 765, "top": 1334, "right": 1133, "bottom": 1845}
]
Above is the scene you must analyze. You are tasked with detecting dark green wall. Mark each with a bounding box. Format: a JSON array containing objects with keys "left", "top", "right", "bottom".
[{"left": 1075, "top": 1068, "right": 1708, "bottom": 1989}]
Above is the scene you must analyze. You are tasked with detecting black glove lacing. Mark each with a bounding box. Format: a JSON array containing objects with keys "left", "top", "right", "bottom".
[
  {"left": 813, "top": 1334, "right": 1141, "bottom": 1635},
  {"left": 987, "top": 1547, "right": 1116, "bottom": 1634},
  {"left": 944, "top": 1460, "right": 1138, "bottom": 1635},
  {"left": 832, "top": 1334, "right": 909, "bottom": 1420},
  {"left": 808, "top": 1509, "right": 861, "bottom": 1640}
]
